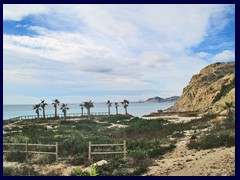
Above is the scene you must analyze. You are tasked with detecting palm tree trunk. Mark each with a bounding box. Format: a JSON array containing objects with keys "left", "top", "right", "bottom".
[
  {"left": 37, "top": 111, "right": 39, "bottom": 122},
  {"left": 116, "top": 107, "right": 118, "bottom": 115},
  {"left": 64, "top": 111, "right": 66, "bottom": 120},
  {"left": 81, "top": 108, "right": 83, "bottom": 116},
  {"left": 87, "top": 109, "right": 90, "bottom": 120},
  {"left": 55, "top": 106, "right": 57, "bottom": 117},
  {"left": 43, "top": 108, "right": 46, "bottom": 120},
  {"left": 108, "top": 106, "right": 110, "bottom": 116},
  {"left": 125, "top": 107, "right": 128, "bottom": 115}
]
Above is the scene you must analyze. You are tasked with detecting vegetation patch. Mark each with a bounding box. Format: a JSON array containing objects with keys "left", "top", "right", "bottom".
[
  {"left": 188, "top": 116, "right": 235, "bottom": 150},
  {"left": 99, "top": 114, "right": 130, "bottom": 123},
  {"left": 4, "top": 113, "right": 234, "bottom": 176},
  {"left": 213, "top": 77, "right": 235, "bottom": 103}
]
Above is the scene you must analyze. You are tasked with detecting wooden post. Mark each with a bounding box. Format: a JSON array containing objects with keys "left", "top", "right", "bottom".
[
  {"left": 56, "top": 142, "right": 58, "bottom": 161},
  {"left": 26, "top": 141, "right": 28, "bottom": 161},
  {"left": 88, "top": 141, "right": 91, "bottom": 161},
  {"left": 123, "top": 140, "right": 126, "bottom": 159}
]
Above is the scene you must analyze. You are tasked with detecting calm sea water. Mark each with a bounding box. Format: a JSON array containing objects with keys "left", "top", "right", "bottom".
[{"left": 3, "top": 102, "right": 174, "bottom": 120}]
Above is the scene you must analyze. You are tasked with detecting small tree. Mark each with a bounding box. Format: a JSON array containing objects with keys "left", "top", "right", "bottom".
[
  {"left": 114, "top": 102, "right": 119, "bottom": 115},
  {"left": 121, "top": 99, "right": 129, "bottom": 115},
  {"left": 33, "top": 104, "right": 41, "bottom": 121},
  {"left": 79, "top": 104, "right": 84, "bottom": 116},
  {"left": 40, "top": 99, "right": 48, "bottom": 120},
  {"left": 106, "top": 100, "right": 112, "bottom": 116},
  {"left": 84, "top": 101, "right": 94, "bottom": 120},
  {"left": 60, "top": 103, "right": 69, "bottom": 120},
  {"left": 52, "top": 99, "right": 60, "bottom": 118}
]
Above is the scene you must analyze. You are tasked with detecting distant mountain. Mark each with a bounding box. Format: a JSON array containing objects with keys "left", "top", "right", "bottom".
[{"left": 145, "top": 96, "right": 180, "bottom": 103}]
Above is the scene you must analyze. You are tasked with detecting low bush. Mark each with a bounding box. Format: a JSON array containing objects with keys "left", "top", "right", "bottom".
[
  {"left": 5, "top": 151, "right": 26, "bottom": 163},
  {"left": 31, "top": 154, "right": 56, "bottom": 165},
  {"left": 3, "top": 165, "right": 40, "bottom": 176},
  {"left": 188, "top": 132, "right": 235, "bottom": 149},
  {"left": 178, "top": 112, "right": 199, "bottom": 117},
  {"left": 67, "top": 155, "right": 86, "bottom": 166},
  {"left": 202, "top": 114, "right": 217, "bottom": 120},
  {"left": 99, "top": 114, "right": 130, "bottom": 123}
]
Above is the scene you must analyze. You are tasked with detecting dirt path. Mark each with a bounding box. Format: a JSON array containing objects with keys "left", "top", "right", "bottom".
[{"left": 145, "top": 129, "right": 235, "bottom": 176}]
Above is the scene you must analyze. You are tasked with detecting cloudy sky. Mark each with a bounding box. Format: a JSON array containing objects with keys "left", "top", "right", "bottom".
[{"left": 3, "top": 4, "right": 235, "bottom": 104}]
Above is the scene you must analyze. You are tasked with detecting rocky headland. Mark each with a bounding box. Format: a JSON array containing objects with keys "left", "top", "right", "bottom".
[{"left": 170, "top": 62, "right": 235, "bottom": 115}]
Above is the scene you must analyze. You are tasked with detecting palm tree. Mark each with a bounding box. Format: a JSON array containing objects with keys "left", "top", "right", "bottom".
[
  {"left": 121, "top": 99, "right": 129, "bottom": 115},
  {"left": 52, "top": 99, "right": 60, "bottom": 118},
  {"left": 106, "top": 100, "right": 112, "bottom": 116},
  {"left": 225, "top": 101, "right": 235, "bottom": 117},
  {"left": 33, "top": 104, "right": 41, "bottom": 121},
  {"left": 60, "top": 103, "right": 69, "bottom": 120},
  {"left": 40, "top": 99, "right": 48, "bottom": 120},
  {"left": 114, "top": 102, "right": 119, "bottom": 115},
  {"left": 84, "top": 101, "right": 94, "bottom": 120},
  {"left": 79, "top": 104, "right": 84, "bottom": 116}
]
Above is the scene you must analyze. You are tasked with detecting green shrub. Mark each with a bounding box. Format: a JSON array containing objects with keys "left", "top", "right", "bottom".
[
  {"left": 148, "top": 144, "right": 176, "bottom": 158},
  {"left": 73, "top": 167, "right": 89, "bottom": 176},
  {"left": 179, "top": 112, "right": 199, "bottom": 117},
  {"left": 190, "top": 134, "right": 197, "bottom": 140},
  {"left": 100, "top": 114, "right": 130, "bottom": 123},
  {"left": 32, "top": 154, "right": 56, "bottom": 165},
  {"left": 188, "top": 132, "right": 235, "bottom": 149},
  {"left": 67, "top": 155, "right": 86, "bottom": 166},
  {"left": 3, "top": 165, "right": 40, "bottom": 176},
  {"left": 59, "top": 136, "right": 88, "bottom": 157},
  {"left": 5, "top": 151, "right": 26, "bottom": 163},
  {"left": 202, "top": 114, "right": 217, "bottom": 120},
  {"left": 220, "top": 116, "right": 235, "bottom": 129}
]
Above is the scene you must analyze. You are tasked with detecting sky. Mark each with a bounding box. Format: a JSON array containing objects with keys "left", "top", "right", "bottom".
[{"left": 3, "top": 4, "right": 235, "bottom": 104}]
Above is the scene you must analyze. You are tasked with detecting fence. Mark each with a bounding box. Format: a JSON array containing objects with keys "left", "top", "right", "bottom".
[
  {"left": 5, "top": 112, "right": 109, "bottom": 121},
  {"left": 88, "top": 141, "right": 126, "bottom": 161},
  {"left": 3, "top": 141, "right": 58, "bottom": 161}
]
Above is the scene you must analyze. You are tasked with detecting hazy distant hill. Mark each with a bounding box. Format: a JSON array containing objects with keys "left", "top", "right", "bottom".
[{"left": 145, "top": 96, "right": 180, "bottom": 103}]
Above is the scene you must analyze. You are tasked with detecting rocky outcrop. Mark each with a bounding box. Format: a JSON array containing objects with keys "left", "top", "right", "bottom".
[
  {"left": 170, "top": 62, "right": 235, "bottom": 114},
  {"left": 146, "top": 96, "right": 180, "bottom": 103}
]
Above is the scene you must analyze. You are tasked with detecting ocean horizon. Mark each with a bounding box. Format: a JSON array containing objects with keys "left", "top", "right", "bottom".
[{"left": 3, "top": 102, "right": 174, "bottom": 120}]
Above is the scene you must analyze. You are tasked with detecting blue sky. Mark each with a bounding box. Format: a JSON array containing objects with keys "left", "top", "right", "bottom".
[{"left": 3, "top": 4, "right": 235, "bottom": 104}]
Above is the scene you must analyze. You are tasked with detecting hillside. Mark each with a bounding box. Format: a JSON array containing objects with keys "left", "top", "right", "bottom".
[
  {"left": 145, "top": 96, "right": 180, "bottom": 103},
  {"left": 170, "top": 62, "right": 235, "bottom": 115}
]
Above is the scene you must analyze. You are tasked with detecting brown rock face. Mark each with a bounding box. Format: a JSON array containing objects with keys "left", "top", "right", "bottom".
[{"left": 171, "top": 62, "right": 235, "bottom": 114}]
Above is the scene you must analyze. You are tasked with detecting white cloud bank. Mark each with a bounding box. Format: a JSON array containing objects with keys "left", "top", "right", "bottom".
[{"left": 3, "top": 4, "right": 235, "bottom": 104}]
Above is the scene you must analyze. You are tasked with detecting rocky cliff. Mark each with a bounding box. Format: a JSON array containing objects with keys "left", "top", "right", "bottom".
[{"left": 170, "top": 62, "right": 235, "bottom": 115}]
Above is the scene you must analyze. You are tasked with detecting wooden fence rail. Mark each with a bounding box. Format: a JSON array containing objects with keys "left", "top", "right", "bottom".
[
  {"left": 88, "top": 141, "right": 126, "bottom": 161},
  {"left": 5, "top": 112, "right": 109, "bottom": 121},
  {"left": 3, "top": 141, "right": 58, "bottom": 161}
]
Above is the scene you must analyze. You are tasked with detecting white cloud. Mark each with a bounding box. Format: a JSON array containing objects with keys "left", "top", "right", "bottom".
[
  {"left": 197, "top": 51, "right": 212, "bottom": 58},
  {"left": 3, "top": 4, "right": 49, "bottom": 21},
  {"left": 212, "top": 50, "right": 235, "bottom": 62},
  {"left": 3, "top": 4, "right": 234, "bottom": 104}
]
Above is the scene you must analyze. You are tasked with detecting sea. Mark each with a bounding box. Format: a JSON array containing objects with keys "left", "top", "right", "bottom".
[{"left": 3, "top": 102, "right": 174, "bottom": 120}]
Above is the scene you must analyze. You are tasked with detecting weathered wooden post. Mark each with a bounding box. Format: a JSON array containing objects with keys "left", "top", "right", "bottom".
[
  {"left": 88, "top": 141, "right": 91, "bottom": 161},
  {"left": 123, "top": 140, "right": 126, "bottom": 159},
  {"left": 56, "top": 142, "right": 58, "bottom": 161},
  {"left": 26, "top": 141, "right": 28, "bottom": 161}
]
